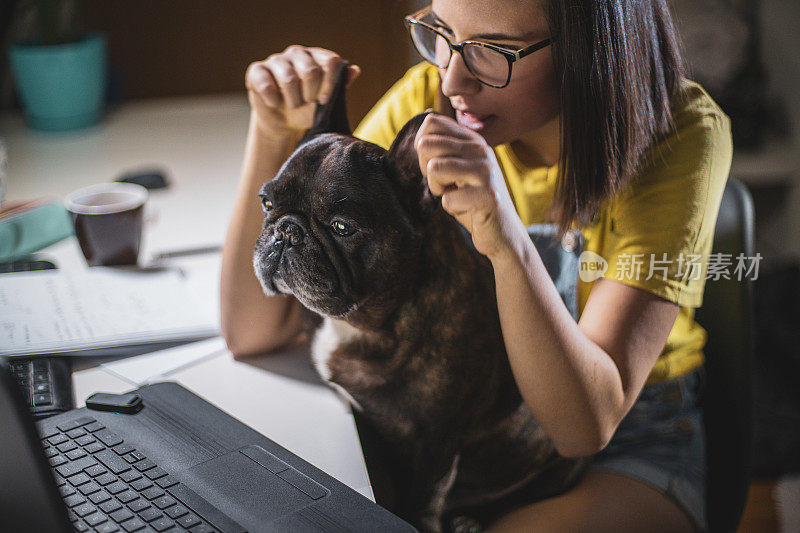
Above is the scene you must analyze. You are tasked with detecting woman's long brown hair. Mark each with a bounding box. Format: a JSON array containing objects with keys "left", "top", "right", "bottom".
[{"left": 544, "top": 0, "right": 689, "bottom": 233}]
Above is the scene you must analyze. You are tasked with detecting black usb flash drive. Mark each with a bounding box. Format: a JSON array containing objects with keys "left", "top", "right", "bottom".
[{"left": 85, "top": 392, "right": 143, "bottom": 414}]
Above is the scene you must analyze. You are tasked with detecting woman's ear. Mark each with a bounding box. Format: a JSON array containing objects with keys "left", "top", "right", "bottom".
[{"left": 384, "top": 111, "right": 439, "bottom": 218}]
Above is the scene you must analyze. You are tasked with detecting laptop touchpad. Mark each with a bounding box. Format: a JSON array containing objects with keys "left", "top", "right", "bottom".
[{"left": 180, "top": 445, "right": 326, "bottom": 526}]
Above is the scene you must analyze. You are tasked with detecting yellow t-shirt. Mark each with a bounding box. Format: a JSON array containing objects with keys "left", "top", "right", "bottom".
[{"left": 354, "top": 62, "right": 733, "bottom": 384}]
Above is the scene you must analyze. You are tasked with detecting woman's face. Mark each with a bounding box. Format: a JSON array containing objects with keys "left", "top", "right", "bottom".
[{"left": 430, "top": 0, "right": 560, "bottom": 148}]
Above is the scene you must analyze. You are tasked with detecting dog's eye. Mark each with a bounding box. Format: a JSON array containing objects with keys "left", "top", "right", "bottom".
[
  {"left": 331, "top": 220, "right": 354, "bottom": 236},
  {"left": 260, "top": 197, "right": 273, "bottom": 211}
]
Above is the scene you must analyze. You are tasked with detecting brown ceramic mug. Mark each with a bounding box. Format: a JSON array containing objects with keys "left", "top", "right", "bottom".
[{"left": 64, "top": 183, "right": 149, "bottom": 266}]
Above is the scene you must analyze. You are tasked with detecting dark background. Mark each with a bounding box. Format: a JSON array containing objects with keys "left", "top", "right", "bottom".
[{"left": 1, "top": 0, "right": 420, "bottom": 128}]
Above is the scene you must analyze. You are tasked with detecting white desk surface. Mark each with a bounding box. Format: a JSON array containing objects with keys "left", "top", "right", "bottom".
[
  {"left": 1, "top": 95, "right": 374, "bottom": 501},
  {"left": 2, "top": 93, "right": 251, "bottom": 255}
]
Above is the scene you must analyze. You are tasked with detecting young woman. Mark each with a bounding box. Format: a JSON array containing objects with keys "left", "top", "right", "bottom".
[{"left": 221, "top": 1, "right": 732, "bottom": 530}]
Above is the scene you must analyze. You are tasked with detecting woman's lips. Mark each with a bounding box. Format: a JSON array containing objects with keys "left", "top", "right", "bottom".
[{"left": 456, "top": 109, "right": 496, "bottom": 132}]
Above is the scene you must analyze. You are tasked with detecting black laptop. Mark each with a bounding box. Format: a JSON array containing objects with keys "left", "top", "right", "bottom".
[{"left": 0, "top": 357, "right": 414, "bottom": 532}]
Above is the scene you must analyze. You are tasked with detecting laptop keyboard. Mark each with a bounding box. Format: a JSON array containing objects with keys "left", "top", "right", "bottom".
[{"left": 41, "top": 416, "right": 232, "bottom": 533}]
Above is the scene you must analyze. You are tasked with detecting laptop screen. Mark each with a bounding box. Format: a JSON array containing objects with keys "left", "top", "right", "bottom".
[{"left": 0, "top": 357, "right": 72, "bottom": 532}]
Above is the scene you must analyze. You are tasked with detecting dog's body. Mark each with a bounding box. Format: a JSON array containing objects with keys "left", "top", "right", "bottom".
[
  {"left": 252, "top": 66, "right": 587, "bottom": 531},
  {"left": 307, "top": 207, "right": 586, "bottom": 529}
]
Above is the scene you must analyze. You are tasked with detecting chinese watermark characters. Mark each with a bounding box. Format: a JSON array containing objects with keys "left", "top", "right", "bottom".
[{"left": 579, "top": 251, "right": 762, "bottom": 283}]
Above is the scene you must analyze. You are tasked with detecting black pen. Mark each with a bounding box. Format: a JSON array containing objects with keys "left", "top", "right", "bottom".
[{"left": 150, "top": 245, "right": 221, "bottom": 260}]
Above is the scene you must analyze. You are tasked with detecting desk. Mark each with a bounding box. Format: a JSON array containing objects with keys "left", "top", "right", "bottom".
[
  {"left": 2, "top": 94, "right": 250, "bottom": 255},
  {"left": 0, "top": 95, "right": 375, "bottom": 501}
]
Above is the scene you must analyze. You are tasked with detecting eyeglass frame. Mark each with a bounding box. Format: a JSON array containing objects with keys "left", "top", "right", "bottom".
[{"left": 403, "top": 5, "right": 555, "bottom": 88}]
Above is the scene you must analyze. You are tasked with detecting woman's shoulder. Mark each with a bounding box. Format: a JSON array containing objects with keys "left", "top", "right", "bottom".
[
  {"left": 353, "top": 62, "right": 440, "bottom": 149},
  {"left": 398, "top": 61, "right": 441, "bottom": 92},
  {"left": 606, "top": 77, "right": 733, "bottom": 248},
  {"left": 597, "top": 79, "right": 734, "bottom": 308},
  {"left": 623, "top": 77, "right": 733, "bottom": 197},
  {"left": 670, "top": 78, "right": 730, "bottom": 129},
  {"left": 368, "top": 61, "right": 440, "bottom": 107}
]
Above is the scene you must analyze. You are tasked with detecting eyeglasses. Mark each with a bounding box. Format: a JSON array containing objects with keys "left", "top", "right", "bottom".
[{"left": 404, "top": 5, "right": 554, "bottom": 88}]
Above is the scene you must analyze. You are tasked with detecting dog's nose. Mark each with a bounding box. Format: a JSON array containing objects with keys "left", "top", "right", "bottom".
[{"left": 275, "top": 219, "right": 305, "bottom": 246}]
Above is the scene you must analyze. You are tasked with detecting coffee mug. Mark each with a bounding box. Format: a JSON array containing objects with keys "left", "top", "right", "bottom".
[{"left": 64, "top": 182, "right": 148, "bottom": 266}]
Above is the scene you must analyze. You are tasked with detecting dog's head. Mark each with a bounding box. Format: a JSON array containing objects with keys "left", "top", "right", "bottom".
[{"left": 253, "top": 64, "right": 439, "bottom": 327}]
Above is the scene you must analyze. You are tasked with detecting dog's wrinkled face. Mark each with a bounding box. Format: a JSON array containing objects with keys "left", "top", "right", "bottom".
[
  {"left": 253, "top": 62, "right": 437, "bottom": 324},
  {"left": 253, "top": 117, "right": 436, "bottom": 323}
]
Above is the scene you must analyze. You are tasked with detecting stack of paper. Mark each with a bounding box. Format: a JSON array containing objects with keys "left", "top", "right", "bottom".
[{"left": 0, "top": 267, "right": 219, "bottom": 357}]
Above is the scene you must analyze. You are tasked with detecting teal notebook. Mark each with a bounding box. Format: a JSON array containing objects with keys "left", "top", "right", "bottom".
[{"left": 0, "top": 199, "right": 74, "bottom": 262}]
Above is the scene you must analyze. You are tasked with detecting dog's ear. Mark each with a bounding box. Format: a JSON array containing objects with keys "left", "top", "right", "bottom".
[
  {"left": 384, "top": 111, "right": 439, "bottom": 219},
  {"left": 297, "top": 61, "right": 351, "bottom": 146}
]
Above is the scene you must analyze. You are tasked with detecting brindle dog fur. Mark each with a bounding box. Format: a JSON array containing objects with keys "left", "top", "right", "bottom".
[{"left": 252, "top": 67, "right": 588, "bottom": 532}]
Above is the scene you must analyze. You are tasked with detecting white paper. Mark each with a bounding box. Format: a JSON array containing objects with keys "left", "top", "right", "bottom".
[
  {"left": 0, "top": 267, "right": 219, "bottom": 356},
  {"left": 101, "top": 337, "right": 228, "bottom": 385}
]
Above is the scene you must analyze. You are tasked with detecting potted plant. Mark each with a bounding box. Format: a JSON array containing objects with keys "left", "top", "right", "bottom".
[{"left": 8, "top": 0, "right": 106, "bottom": 131}]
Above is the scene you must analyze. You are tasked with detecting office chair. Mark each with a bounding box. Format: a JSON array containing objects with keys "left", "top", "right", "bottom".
[{"left": 694, "top": 178, "right": 756, "bottom": 532}]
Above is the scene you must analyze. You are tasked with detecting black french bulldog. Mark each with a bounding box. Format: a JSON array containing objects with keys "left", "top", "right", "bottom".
[{"left": 252, "top": 65, "right": 588, "bottom": 532}]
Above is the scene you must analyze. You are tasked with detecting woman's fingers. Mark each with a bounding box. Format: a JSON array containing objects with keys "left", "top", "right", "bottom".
[
  {"left": 306, "top": 48, "right": 343, "bottom": 104},
  {"left": 416, "top": 114, "right": 493, "bottom": 197},
  {"left": 245, "top": 45, "right": 359, "bottom": 136},
  {"left": 442, "top": 184, "right": 495, "bottom": 216},
  {"left": 245, "top": 62, "right": 283, "bottom": 109},
  {"left": 248, "top": 46, "right": 360, "bottom": 115},
  {"left": 287, "top": 47, "right": 324, "bottom": 105},
  {"left": 415, "top": 113, "right": 490, "bottom": 196},
  {"left": 416, "top": 133, "right": 486, "bottom": 160},
  {"left": 425, "top": 156, "right": 488, "bottom": 196},
  {"left": 264, "top": 53, "right": 304, "bottom": 109},
  {"left": 345, "top": 64, "right": 362, "bottom": 88},
  {"left": 418, "top": 112, "right": 475, "bottom": 140},
  {"left": 411, "top": 110, "right": 520, "bottom": 260},
  {"left": 307, "top": 48, "right": 361, "bottom": 104}
]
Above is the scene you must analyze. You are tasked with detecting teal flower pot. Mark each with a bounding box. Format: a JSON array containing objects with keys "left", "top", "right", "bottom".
[{"left": 9, "top": 33, "right": 107, "bottom": 132}]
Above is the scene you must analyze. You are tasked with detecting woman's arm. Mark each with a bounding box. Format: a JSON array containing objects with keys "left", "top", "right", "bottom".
[
  {"left": 220, "top": 117, "right": 308, "bottom": 358},
  {"left": 220, "top": 46, "right": 360, "bottom": 358},
  {"left": 415, "top": 113, "right": 679, "bottom": 457},
  {"left": 490, "top": 235, "right": 679, "bottom": 457}
]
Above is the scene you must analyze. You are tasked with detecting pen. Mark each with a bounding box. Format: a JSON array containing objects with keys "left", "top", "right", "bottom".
[{"left": 150, "top": 245, "right": 222, "bottom": 260}]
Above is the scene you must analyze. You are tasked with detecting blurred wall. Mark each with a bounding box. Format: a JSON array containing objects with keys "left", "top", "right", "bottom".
[
  {"left": 759, "top": 0, "right": 800, "bottom": 263},
  {"left": 78, "top": 0, "right": 418, "bottom": 126}
]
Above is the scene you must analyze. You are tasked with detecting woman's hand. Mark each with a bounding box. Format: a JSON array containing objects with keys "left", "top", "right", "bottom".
[
  {"left": 415, "top": 113, "right": 528, "bottom": 261},
  {"left": 245, "top": 45, "right": 361, "bottom": 139}
]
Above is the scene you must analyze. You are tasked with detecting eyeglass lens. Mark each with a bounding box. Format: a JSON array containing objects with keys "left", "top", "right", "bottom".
[{"left": 409, "top": 23, "right": 509, "bottom": 86}]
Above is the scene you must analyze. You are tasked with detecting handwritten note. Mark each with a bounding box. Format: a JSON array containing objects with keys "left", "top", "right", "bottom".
[{"left": 0, "top": 268, "right": 219, "bottom": 356}]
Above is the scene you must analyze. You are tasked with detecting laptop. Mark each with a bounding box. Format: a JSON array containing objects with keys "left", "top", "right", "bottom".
[{"left": 0, "top": 357, "right": 414, "bottom": 532}]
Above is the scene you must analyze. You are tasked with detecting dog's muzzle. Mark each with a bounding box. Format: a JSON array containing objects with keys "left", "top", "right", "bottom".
[{"left": 275, "top": 218, "right": 305, "bottom": 247}]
